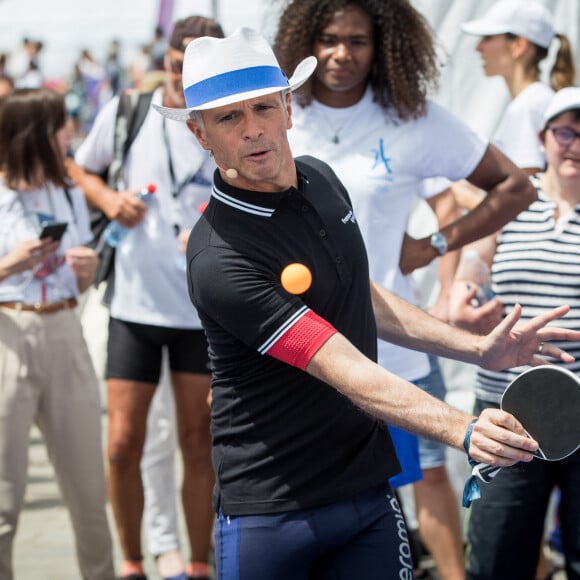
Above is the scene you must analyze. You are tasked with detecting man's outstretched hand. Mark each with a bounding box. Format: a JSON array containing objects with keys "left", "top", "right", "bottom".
[{"left": 478, "top": 304, "right": 580, "bottom": 370}]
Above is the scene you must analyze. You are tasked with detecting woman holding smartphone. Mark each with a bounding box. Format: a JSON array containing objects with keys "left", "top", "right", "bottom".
[{"left": 0, "top": 88, "right": 114, "bottom": 579}]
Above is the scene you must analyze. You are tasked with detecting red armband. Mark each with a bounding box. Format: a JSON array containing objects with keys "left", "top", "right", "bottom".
[{"left": 265, "top": 309, "right": 337, "bottom": 370}]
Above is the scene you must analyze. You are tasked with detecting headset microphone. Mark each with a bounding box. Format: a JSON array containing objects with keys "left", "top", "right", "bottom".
[
  {"left": 215, "top": 163, "right": 238, "bottom": 180},
  {"left": 210, "top": 151, "right": 238, "bottom": 179}
]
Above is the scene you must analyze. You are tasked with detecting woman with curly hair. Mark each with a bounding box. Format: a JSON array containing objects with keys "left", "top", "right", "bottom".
[
  {"left": 275, "top": 1, "right": 538, "bottom": 578},
  {"left": 275, "top": 0, "right": 439, "bottom": 120}
]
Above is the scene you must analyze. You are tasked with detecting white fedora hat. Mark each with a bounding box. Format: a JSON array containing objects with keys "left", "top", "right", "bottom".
[
  {"left": 461, "top": 0, "right": 554, "bottom": 49},
  {"left": 154, "top": 27, "right": 317, "bottom": 121}
]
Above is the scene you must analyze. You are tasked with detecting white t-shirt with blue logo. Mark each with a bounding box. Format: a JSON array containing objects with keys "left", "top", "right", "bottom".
[{"left": 289, "top": 89, "right": 487, "bottom": 380}]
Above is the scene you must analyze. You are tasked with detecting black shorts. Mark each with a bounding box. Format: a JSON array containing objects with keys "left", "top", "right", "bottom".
[{"left": 106, "top": 317, "right": 211, "bottom": 382}]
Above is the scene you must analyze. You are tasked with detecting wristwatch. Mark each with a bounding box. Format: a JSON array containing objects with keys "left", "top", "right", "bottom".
[{"left": 430, "top": 232, "right": 448, "bottom": 256}]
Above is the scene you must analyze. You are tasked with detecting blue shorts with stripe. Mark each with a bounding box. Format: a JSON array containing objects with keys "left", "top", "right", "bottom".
[{"left": 214, "top": 484, "right": 414, "bottom": 580}]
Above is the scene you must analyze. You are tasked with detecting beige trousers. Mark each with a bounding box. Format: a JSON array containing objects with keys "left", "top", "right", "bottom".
[{"left": 0, "top": 307, "right": 114, "bottom": 579}]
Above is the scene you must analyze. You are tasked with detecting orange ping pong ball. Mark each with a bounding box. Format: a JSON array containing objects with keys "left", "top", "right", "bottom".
[{"left": 281, "top": 263, "right": 312, "bottom": 295}]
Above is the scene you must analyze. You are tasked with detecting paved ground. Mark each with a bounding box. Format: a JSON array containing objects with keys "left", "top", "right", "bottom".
[{"left": 13, "top": 417, "right": 188, "bottom": 580}]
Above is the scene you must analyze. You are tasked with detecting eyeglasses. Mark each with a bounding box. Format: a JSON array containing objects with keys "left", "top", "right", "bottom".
[{"left": 548, "top": 126, "right": 580, "bottom": 147}]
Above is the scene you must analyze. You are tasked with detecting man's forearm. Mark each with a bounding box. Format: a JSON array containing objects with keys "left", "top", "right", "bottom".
[
  {"left": 306, "top": 331, "right": 538, "bottom": 466},
  {"left": 307, "top": 332, "right": 472, "bottom": 449},
  {"left": 370, "top": 281, "right": 483, "bottom": 365}
]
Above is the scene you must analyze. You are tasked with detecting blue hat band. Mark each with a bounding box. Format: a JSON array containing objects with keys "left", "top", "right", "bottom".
[{"left": 184, "top": 65, "right": 289, "bottom": 108}]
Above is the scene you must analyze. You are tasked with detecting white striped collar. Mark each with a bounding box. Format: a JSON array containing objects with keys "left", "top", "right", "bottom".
[{"left": 211, "top": 184, "right": 275, "bottom": 217}]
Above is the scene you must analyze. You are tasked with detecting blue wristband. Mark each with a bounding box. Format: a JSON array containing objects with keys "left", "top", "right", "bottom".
[
  {"left": 462, "top": 417, "right": 481, "bottom": 508},
  {"left": 463, "top": 418, "right": 478, "bottom": 457}
]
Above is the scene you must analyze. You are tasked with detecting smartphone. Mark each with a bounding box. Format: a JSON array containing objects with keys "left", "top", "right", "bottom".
[{"left": 39, "top": 221, "right": 68, "bottom": 241}]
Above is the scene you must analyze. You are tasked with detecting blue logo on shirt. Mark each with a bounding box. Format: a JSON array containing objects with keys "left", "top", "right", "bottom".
[
  {"left": 372, "top": 138, "right": 393, "bottom": 174},
  {"left": 37, "top": 213, "right": 54, "bottom": 227}
]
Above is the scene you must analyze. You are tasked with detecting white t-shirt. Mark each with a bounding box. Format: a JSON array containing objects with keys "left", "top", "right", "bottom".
[
  {"left": 492, "top": 81, "right": 553, "bottom": 169},
  {"left": 289, "top": 89, "right": 487, "bottom": 380},
  {"left": 0, "top": 180, "right": 92, "bottom": 303},
  {"left": 75, "top": 88, "right": 215, "bottom": 328}
]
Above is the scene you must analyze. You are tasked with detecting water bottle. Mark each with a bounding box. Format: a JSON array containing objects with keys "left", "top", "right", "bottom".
[
  {"left": 458, "top": 248, "right": 495, "bottom": 307},
  {"left": 104, "top": 184, "right": 156, "bottom": 248}
]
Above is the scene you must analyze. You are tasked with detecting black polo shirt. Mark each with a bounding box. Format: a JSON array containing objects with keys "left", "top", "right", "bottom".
[{"left": 186, "top": 155, "right": 400, "bottom": 516}]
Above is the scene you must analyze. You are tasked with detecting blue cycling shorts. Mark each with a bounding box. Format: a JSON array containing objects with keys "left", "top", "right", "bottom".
[{"left": 214, "top": 484, "right": 414, "bottom": 580}]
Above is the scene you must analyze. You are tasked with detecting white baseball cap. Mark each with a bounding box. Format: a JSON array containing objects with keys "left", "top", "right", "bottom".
[
  {"left": 154, "top": 27, "right": 317, "bottom": 121},
  {"left": 461, "top": 0, "right": 555, "bottom": 49},
  {"left": 543, "top": 87, "right": 580, "bottom": 124}
]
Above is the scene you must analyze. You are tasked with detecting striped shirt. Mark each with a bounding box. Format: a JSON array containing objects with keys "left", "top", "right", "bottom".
[{"left": 476, "top": 176, "right": 580, "bottom": 403}]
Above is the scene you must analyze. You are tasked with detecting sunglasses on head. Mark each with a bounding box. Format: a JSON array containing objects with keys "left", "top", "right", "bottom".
[{"left": 548, "top": 126, "right": 580, "bottom": 147}]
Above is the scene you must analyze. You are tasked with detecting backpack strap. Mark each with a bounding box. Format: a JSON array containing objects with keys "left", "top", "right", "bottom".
[
  {"left": 123, "top": 92, "right": 154, "bottom": 159},
  {"left": 107, "top": 91, "right": 154, "bottom": 189}
]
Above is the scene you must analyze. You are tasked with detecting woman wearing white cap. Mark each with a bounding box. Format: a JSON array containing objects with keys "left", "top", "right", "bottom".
[
  {"left": 461, "top": 0, "right": 575, "bottom": 176},
  {"left": 450, "top": 87, "right": 580, "bottom": 580}
]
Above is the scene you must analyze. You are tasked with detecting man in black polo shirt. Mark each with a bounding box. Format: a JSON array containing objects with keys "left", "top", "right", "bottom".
[{"left": 154, "top": 27, "right": 580, "bottom": 580}]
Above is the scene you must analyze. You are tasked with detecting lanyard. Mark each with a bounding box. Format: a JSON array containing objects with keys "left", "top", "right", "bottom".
[
  {"left": 15, "top": 183, "right": 69, "bottom": 302},
  {"left": 162, "top": 117, "right": 203, "bottom": 235}
]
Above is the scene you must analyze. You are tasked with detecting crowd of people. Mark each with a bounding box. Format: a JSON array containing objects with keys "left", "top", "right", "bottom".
[
  {"left": 0, "top": 27, "right": 170, "bottom": 143},
  {"left": 0, "top": 2, "right": 579, "bottom": 580}
]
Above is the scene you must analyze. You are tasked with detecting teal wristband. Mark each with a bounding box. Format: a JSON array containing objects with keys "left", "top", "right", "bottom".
[{"left": 463, "top": 418, "right": 478, "bottom": 456}]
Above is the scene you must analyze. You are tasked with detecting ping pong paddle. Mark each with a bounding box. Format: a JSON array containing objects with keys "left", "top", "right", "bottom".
[{"left": 463, "top": 365, "right": 580, "bottom": 506}]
